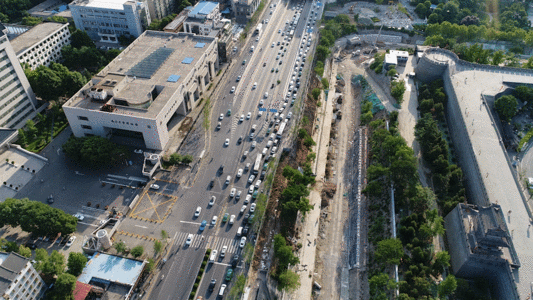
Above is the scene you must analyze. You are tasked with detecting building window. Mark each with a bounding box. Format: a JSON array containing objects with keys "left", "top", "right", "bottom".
[
  {"left": 77, "top": 116, "right": 89, "bottom": 121},
  {"left": 81, "top": 125, "right": 92, "bottom": 130}
]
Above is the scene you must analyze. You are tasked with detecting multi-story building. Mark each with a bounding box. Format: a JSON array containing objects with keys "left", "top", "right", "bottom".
[
  {"left": 70, "top": 0, "right": 151, "bottom": 44},
  {"left": 234, "top": 0, "right": 261, "bottom": 24},
  {"left": 183, "top": 2, "right": 221, "bottom": 36},
  {"left": 10, "top": 22, "right": 71, "bottom": 70},
  {"left": 146, "top": 0, "right": 174, "bottom": 20},
  {"left": 63, "top": 31, "right": 219, "bottom": 151},
  {"left": 0, "top": 24, "right": 41, "bottom": 129},
  {"left": 0, "top": 252, "right": 46, "bottom": 300}
]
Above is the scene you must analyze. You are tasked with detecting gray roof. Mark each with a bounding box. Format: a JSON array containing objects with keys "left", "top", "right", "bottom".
[
  {"left": 10, "top": 22, "right": 67, "bottom": 56},
  {"left": 0, "top": 128, "right": 17, "bottom": 148},
  {"left": 0, "top": 23, "right": 6, "bottom": 37},
  {"left": 0, "top": 252, "right": 30, "bottom": 292}
]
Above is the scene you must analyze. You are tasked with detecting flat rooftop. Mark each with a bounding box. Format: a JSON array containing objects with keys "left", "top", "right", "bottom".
[
  {"left": 78, "top": 253, "right": 144, "bottom": 286},
  {"left": 64, "top": 31, "right": 216, "bottom": 118},
  {"left": 10, "top": 22, "right": 66, "bottom": 55},
  {"left": 72, "top": 0, "right": 130, "bottom": 10},
  {"left": 189, "top": 1, "right": 218, "bottom": 17}
]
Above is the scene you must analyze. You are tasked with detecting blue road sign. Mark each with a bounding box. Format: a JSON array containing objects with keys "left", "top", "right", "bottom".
[
  {"left": 269, "top": 109, "right": 278, "bottom": 113},
  {"left": 259, "top": 108, "right": 267, "bottom": 111}
]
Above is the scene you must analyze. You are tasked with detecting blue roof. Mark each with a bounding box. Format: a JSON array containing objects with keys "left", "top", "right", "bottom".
[
  {"left": 167, "top": 75, "right": 181, "bottom": 82},
  {"left": 58, "top": 4, "right": 67, "bottom": 12},
  {"left": 195, "top": 42, "right": 206, "bottom": 48},
  {"left": 182, "top": 57, "right": 194, "bottom": 64},
  {"left": 78, "top": 253, "right": 145, "bottom": 286},
  {"left": 190, "top": 1, "right": 218, "bottom": 16}
]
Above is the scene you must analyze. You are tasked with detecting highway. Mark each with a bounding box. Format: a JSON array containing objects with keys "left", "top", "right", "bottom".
[{"left": 147, "top": 0, "right": 321, "bottom": 298}]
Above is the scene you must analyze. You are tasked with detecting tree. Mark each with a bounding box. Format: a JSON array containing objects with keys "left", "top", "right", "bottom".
[
  {"left": 387, "top": 67, "right": 397, "bottom": 77},
  {"left": 114, "top": 240, "right": 127, "bottom": 254},
  {"left": 21, "top": 16, "right": 42, "bottom": 26},
  {"left": 18, "top": 245, "right": 32, "bottom": 258},
  {"left": 415, "top": 3, "right": 428, "bottom": 17},
  {"left": 494, "top": 95, "right": 518, "bottom": 122},
  {"left": 316, "top": 45, "right": 331, "bottom": 62},
  {"left": 52, "top": 273, "right": 76, "bottom": 300},
  {"left": 312, "top": 88, "right": 321, "bottom": 100},
  {"left": 181, "top": 154, "right": 193, "bottom": 164},
  {"left": 374, "top": 238, "right": 404, "bottom": 265},
  {"left": 361, "top": 111, "right": 373, "bottom": 125},
  {"left": 491, "top": 50, "right": 504, "bottom": 65},
  {"left": 62, "top": 136, "right": 130, "bottom": 167},
  {"left": 70, "top": 29, "right": 95, "bottom": 49},
  {"left": 130, "top": 245, "right": 144, "bottom": 258},
  {"left": 40, "top": 250, "right": 65, "bottom": 277},
  {"left": 25, "top": 66, "right": 62, "bottom": 101},
  {"left": 67, "top": 252, "right": 87, "bottom": 276},
  {"left": 47, "top": 16, "right": 68, "bottom": 23},
  {"left": 369, "top": 273, "right": 397, "bottom": 299},
  {"left": 273, "top": 234, "right": 299, "bottom": 271},
  {"left": 321, "top": 78, "right": 329, "bottom": 89},
  {"left": 391, "top": 81, "right": 406, "bottom": 103},
  {"left": 432, "top": 251, "right": 451, "bottom": 273},
  {"left": 277, "top": 270, "right": 300, "bottom": 291},
  {"left": 410, "top": 185, "right": 435, "bottom": 214},
  {"left": 154, "top": 240, "right": 163, "bottom": 253},
  {"left": 438, "top": 275, "right": 457, "bottom": 297}
]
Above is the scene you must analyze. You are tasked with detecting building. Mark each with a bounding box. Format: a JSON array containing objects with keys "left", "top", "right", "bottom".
[
  {"left": 415, "top": 46, "right": 533, "bottom": 299},
  {"left": 63, "top": 30, "right": 219, "bottom": 151},
  {"left": 384, "top": 50, "right": 408, "bottom": 70},
  {"left": 28, "top": 0, "right": 72, "bottom": 21},
  {"left": 69, "top": 0, "right": 151, "bottom": 44},
  {"left": 0, "top": 24, "right": 42, "bottom": 130},
  {"left": 234, "top": 0, "right": 261, "bottom": 24},
  {"left": 146, "top": 0, "right": 174, "bottom": 20},
  {"left": 0, "top": 252, "right": 46, "bottom": 300},
  {"left": 162, "top": 8, "right": 190, "bottom": 33},
  {"left": 183, "top": 2, "right": 221, "bottom": 36},
  {"left": 77, "top": 252, "right": 146, "bottom": 299},
  {"left": 9, "top": 22, "right": 71, "bottom": 70}
]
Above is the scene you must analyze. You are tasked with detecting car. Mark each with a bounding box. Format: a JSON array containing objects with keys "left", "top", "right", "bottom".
[
  {"left": 256, "top": 36, "right": 260, "bottom": 41},
  {"left": 287, "top": 112, "right": 293, "bottom": 119},
  {"left": 209, "top": 178, "right": 215, "bottom": 188},
  {"left": 209, "top": 279, "right": 217, "bottom": 292},
  {"left": 242, "top": 60, "right": 246, "bottom": 65},
  {"left": 221, "top": 245, "right": 228, "bottom": 257},
  {"left": 219, "top": 284, "right": 227, "bottom": 296},
  {"left": 246, "top": 112, "right": 252, "bottom": 119},
  {"left": 253, "top": 190, "right": 259, "bottom": 199},
  {"left": 216, "top": 122, "right": 221, "bottom": 130},
  {"left": 250, "top": 203, "right": 256, "bottom": 213},
  {"left": 229, "top": 215, "right": 236, "bottom": 225},
  {"left": 224, "top": 139, "right": 230, "bottom": 146},
  {"left": 249, "top": 214, "right": 255, "bottom": 223},
  {"left": 275, "top": 68, "right": 279, "bottom": 73},
  {"left": 222, "top": 213, "right": 229, "bottom": 222},
  {"left": 248, "top": 185, "right": 255, "bottom": 194},
  {"left": 259, "top": 99, "right": 264, "bottom": 106},
  {"left": 236, "top": 190, "right": 242, "bottom": 200},
  {"left": 243, "top": 151, "right": 248, "bottom": 159},
  {"left": 240, "top": 205, "right": 247, "bottom": 214},
  {"left": 133, "top": 149, "right": 143, "bottom": 154},
  {"left": 244, "top": 194, "right": 252, "bottom": 205},
  {"left": 225, "top": 269, "right": 234, "bottom": 281},
  {"left": 239, "top": 237, "right": 247, "bottom": 248},
  {"left": 230, "top": 188, "right": 236, "bottom": 197},
  {"left": 211, "top": 216, "right": 218, "bottom": 225},
  {"left": 248, "top": 174, "right": 255, "bottom": 183},
  {"left": 209, "top": 196, "right": 216, "bottom": 206},
  {"left": 239, "top": 115, "right": 245, "bottom": 123},
  {"left": 252, "top": 124, "right": 257, "bottom": 132},
  {"left": 185, "top": 233, "right": 193, "bottom": 246},
  {"left": 73, "top": 213, "right": 84, "bottom": 221},
  {"left": 225, "top": 175, "right": 231, "bottom": 185},
  {"left": 263, "top": 62, "right": 267, "bottom": 67},
  {"left": 271, "top": 68, "right": 275, "bottom": 73},
  {"left": 262, "top": 148, "right": 268, "bottom": 156},
  {"left": 278, "top": 29, "right": 281, "bottom": 33},
  {"left": 271, "top": 146, "right": 278, "bottom": 154},
  {"left": 238, "top": 136, "right": 243, "bottom": 144},
  {"left": 254, "top": 180, "right": 262, "bottom": 189},
  {"left": 209, "top": 250, "right": 218, "bottom": 262},
  {"left": 150, "top": 184, "right": 160, "bottom": 190},
  {"left": 271, "top": 42, "right": 275, "bottom": 47},
  {"left": 236, "top": 76, "right": 241, "bottom": 82},
  {"left": 249, "top": 133, "right": 255, "bottom": 140},
  {"left": 219, "top": 114, "right": 224, "bottom": 121},
  {"left": 200, "top": 220, "right": 207, "bottom": 231},
  {"left": 258, "top": 111, "right": 263, "bottom": 117},
  {"left": 66, "top": 236, "right": 76, "bottom": 247},
  {"left": 276, "top": 55, "right": 280, "bottom": 60},
  {"left": 231, "top": 255, "right": 239, "bottom": 268},
  {"left": 227, "top": 109, "right": 232, "bottom": 116},
  {"left": 237, "top": 168, "right": 243, "bottom": 178},
  {"left": 279, "top": 60, "right": 283, "bottom": 65},
  {"left": 260, "top": 171, "right": 266, "bottom": 180},
  {"left": 264, "top": 92, "right": 268, "bottom": 98},
  {"left": 245, "top": 163, "right": 251, "bottom": 171},
  {"left": 243, "top": 225, "right": 250, "bottom": 235},
  {"left": 194, "top": 206, "right": 201, "bottom": 217},
  {"left": 25, "top": 242, "right": 37, "bottom": 250},
  {"left": 253, "top": 82, "right": 257, "bottom": 89},
  {"left": 251, "top": 141, "right": 257, "bottom": 149}
]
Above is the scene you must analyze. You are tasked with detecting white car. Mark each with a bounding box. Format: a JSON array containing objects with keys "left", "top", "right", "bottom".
[
  {"left": 258, "top": 111, "right": 263, "bottom": 117},
  {"left": 253, "top": 82, "right": 257, "bottom": 89},
  {"left": 239, "top": 237, "right": 247, "bottom": 248},
  {"left": 248, "top": 174, "right": 255, "bottom": 183},
  {"left": 256, "top": 37, "right": 260, "bottom": 41},
  {"left": 211, "top": 215, "right": 218, "bottom": 225},
  {"left": 236, "top": 190, "right": 242, "bottom": 200},
  {"left": 244, "top": 194, "right": 252, "bottom": 204},
  {"left": 250, "top": 203, "right": 256, "bottom": 213},
  {"left": 240, "top": 205, "right": 247, "bottom": 214},
  {"left": 246, "top": 112, "right": 252, "bottom": 119},
  {"left": 255, "top": 180, "right": 262, "bottom": 189},
  {"left": 221, "top": 245, "right": 228, "bottom": 257},
  {"left": 287, "top": 112, "right": 293, "bottom": 119},
  {"left": 237, "top": 169, "right": 243, "bottom": 178},
  {"left": 209, "top": 250, "right": 218, "bottom": 262},
  {"left": 240, "top": 114, "right": 245, "bottom": 122},
  {"left": 133, "top": 149, "right": 143, "bottom": 154},
  {"left": 252, "top": 124, "right": 257, "bottom": 132},
  {"left": 230, "top": 86, "right": 235, "bottom": 93},
  {"left": 225, "top": 175, "right": 231, "bottom": 185},
  {"left": 224, "top": 139, "right": 230, "bottom": 146},
  {"left": 209, "top": 196, "right": 216, "bottom": 206},
  {"left": 66, "top": 236, "right": 76, "bottom": 247},
  {"left": 230, "top": 188, "right": 236, "bottom": 197},
  {"left": 229, "top": 215, "right": 236, "bottom": 225},
  {"left": 259, "top": 100, "right": 264, "bottom": 106},
  {"left": 248, "top": 185, "right": 255, "bottom": 194},
  {"left": 271, "top": 42, "right": 275, "bottom": 47},
  {"left": 194, "top": 206, "right": 201, "bottom": 217},
  {"left": 185, "top": 234, "right": 193, "bottom": 246},
  {"left": 73, "top": 213, "right": 84, "bottom": 221},
  {"left": 150, "top": 184, "right": 160, "bottom": 190},
  {"left": 271, "top": 146, "right": 278, "bottom": 154},
  {"left": 251, "top": 141, "right": 257, "bottom": 148},
  {"left": 219, "top": 114, "right": 224, "bottom": 121},
  {"left": 264, "top": 92, "right": 268, "bottom": 98}
]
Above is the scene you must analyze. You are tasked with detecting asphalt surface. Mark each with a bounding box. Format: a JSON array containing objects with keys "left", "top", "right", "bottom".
[{"left": 127, "top": 0, "right": 322, "bottom": 298}]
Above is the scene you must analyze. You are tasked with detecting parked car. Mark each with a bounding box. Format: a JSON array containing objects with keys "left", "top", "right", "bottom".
[
  {"left": 66, "top": 236, "right": 76, "bottom": 247},
  {"left": 194, "top": 206, "right": 201, "bottom": 217}
]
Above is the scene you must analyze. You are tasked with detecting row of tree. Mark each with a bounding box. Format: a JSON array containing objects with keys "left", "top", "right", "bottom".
[
  {"left": 316, "top": 15, "right": 357, "bottom": 66},
  {"left": 62, "top": 136, "right": 131, "bottom": 168},
  {"left": 0, "top": 198, "right": 77, "bottom": 237}
]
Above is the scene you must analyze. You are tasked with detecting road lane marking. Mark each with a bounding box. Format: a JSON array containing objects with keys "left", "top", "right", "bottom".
[
  {"left": 135, "top": 225, "right": 148, "bottom": 229},
  {"left": 78, "top": 221, "right": 97, "bottom": 227},
  {"left": 180, "top": 221, "right": 202, "bottom": 225}
]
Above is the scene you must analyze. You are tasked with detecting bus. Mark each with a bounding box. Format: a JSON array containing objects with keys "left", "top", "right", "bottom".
[
  {"left": 255, "top": 23, "right": 262, "bottom": 35},
  {"left": 276, "top": 121, "right": 287, "bottom": 139},
  {"left": 253, "top": 154, "right": 262, "bottom": 175}
]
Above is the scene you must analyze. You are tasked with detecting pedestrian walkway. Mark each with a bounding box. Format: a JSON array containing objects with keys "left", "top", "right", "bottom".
[{"left": 173, "top": 231, "right": 242, "bottom": 255}]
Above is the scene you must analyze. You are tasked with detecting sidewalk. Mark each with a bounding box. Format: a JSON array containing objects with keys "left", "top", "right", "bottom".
[{"left": 290, "top": 54, "right": 338, "bottom": 300}]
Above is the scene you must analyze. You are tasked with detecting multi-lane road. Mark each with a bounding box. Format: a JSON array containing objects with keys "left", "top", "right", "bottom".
[{"left": 147, "top": 0, "right": 322, "bottom": 298}]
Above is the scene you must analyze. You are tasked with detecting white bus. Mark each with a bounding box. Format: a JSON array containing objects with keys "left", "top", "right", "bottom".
[
  {"left": 276, "top": 121, "right": 287, "bottom": 139},
  {"left": 255, "top": 23, "right": 263, "bottom": 35},
  {"left": 253, "top": 154, "right": 262, "bottom": 175}
]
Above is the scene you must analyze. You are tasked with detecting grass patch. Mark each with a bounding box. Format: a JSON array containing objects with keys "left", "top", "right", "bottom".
[
  {"left": 227, "top": 275, "right": 246, "bottom": 300},
  {"left": 518, "top": 127, "right": 533, "bottom": 151},
  {"left": 16, "top": 106, "right": 69, "bottom": 153},
  {"left": 203, "top": 98, "right": 211, "bottom": 130},
  {"left": 371, "top": 17, "right": 380, "bottom": 23}
]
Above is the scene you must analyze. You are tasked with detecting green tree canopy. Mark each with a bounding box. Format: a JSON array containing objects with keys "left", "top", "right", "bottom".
[
  {"left": 277, "top": 270, "right": 300, "bottom": 292},
  {"left": 62, "top": 136, "right": 131, "bottom": 167},
  {"left": 70, "top": 29, "right": 95, "bottom": 49},
  {"left": 51, "top": 273, "right": 76, "bottom": 300},
  {"left": 130, "top": 245, "right": 144, "bottom": 258},
  {"left": 374, "top": 238, "right": 404, "bottom": 265},
  {"left": 38, "top": 250, "right": 65, "bottom": 277},
  {"left": 494, "top": 95, "right": 518, "bottom": 122},
  {"left": 67, "top": 252, "right": 87, "bottom": 276},
  {"left": 21, "top": 16, "right": 42, "bottom": 26},
  {"left": 438, "top": 275, "right": 457, "bottom": 297}
]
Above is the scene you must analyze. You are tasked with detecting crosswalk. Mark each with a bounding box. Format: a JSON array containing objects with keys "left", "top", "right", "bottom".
[{"left": 173, "top": 231, "right": 242, "bottom": 255}]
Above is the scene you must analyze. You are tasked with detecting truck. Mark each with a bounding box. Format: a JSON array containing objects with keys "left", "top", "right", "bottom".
[
  {"left": 253, "top": 154, "right": 262, "bottom": 175},
  {"left": 276, "top": 121, "right": 287, "bottom": 139},
  {"left": 255, "top": 23, "right": 262, "bottom": 35},
  {"left": 289, "top": 29, "right": 294, "bottom": 37}
]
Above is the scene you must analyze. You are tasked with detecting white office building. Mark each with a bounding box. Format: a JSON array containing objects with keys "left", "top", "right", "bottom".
[
  {"left": 0, "top": 24, "right": 41, "bottom": 129},
  {"left": 184, "top": 2, "right": 221, "bottom": 36},
  {"left": 0, "top": 252, "right": 46, "bottom": 300},
  {"left": 70, "top": 0, "right": 151, "bottom": 44},
  {"left": 10, "top": 22, "right": 71, "bottom": 70},
  {"left": 63, "top": 31, "right": 219, "bottom": 150}
]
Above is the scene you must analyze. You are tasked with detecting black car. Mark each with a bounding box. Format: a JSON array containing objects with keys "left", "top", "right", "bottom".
[
  {"left": 208, "top": 279, "right": 216, "bottom": 292},
  {"left": 243, "top": 225, "right": 249, "bottom": 236},
  {"left": 209, "top": 178, "right": 215, "bottom": 188},
  {"left": 243, "top": 213, "right": 250, "bottom": 224},
  {"left": 238, "top": 136, "right": 243, "bottom": 144},
  {"left": 219, "top": 165, "right": 224, "bottom": 174},
  {"left": 231, "top": 255, "right": 239, "bottom": 268},
  {"left": 25, "top": 243, "right": 37, "bottom": 250},
  {"left": 260, "top": 171, "right": 266, "bottom": 180},
  {"left": 47, "top": 194, "right": 54, "bottom": 204}
]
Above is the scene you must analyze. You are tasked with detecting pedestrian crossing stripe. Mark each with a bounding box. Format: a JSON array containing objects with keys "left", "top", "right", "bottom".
[{"left": 173, "top": 231, "right": 241, "bottom": 254}]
